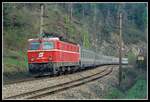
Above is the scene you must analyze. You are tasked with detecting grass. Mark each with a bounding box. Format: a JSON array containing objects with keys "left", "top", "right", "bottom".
[
  {"left": 3, "top": 57, "right": 27, "bottom": 73},
  {"left": 104, "top": 80, "right": 147, "bottom": 99},
  {"left": 104, "top": 87, "right": 125, "bottom": 99},
  {"left": 104, "top": 79, "right": 147, "bottom": 99},
  {"left": 3, "top": 49, "right": 30, "bottom": 81},
  {"left": 125, "top": 79, "right": 147, "bottom": 99},
  {"left": 104, "top": 66, "right": 147, "bottom": 99}
]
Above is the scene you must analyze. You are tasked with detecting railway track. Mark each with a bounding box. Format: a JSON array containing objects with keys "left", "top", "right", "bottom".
[
  {"left": 4, "top": 64, "right": 115, "bottom": 85},
  {"left": 5, "top": 66, "right": 113, "bottom": 99},
  {"left": 4, "top": 68, "right": 84, "bottom": 85},
  {"left": 4, "top": 77, "right": 36, "bottom": 85},
  {"left": 4, "top": 75, "right": 53, "bottom": 85}
]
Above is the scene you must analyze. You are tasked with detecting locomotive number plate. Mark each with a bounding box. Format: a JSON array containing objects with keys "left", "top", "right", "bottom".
[{"left": 39, "top": 52, "right": 44, "bottom": 57}]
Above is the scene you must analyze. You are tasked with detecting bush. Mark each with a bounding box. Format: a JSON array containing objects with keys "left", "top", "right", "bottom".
[
  {"left": 82, "top": 30, "right": 90, "bottom": 49},
  {"left": 127, "top": 51, "right": 136, "bottom": 65},
  {"left": 126, "top": 79, "right": 147, "bottom": 99},
  {"left": 3, "top": 50, "right": 28, "bottom": 74},
  {"left": 123, "top": 26, "right": 146, "bottom": 44},
  {"left": 104, "top": 87, "right": 125, "bottom": 99}
]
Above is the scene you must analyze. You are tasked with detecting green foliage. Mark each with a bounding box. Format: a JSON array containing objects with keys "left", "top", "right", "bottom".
[
  {"left": 104, "top": 87, "right": 125, "bottom": 99},
  {"left": 105, "top": 67, "right": 147, "bottom": 99},
  {"left": 3, "top": 3, "right": 147, "bottom": 50},
  {"left": 105, "top": 79, "right": 147, "bottom": 99},
  {"left": 3, "top": 50, "right": 28, "bottom": 74},
  {"left": 4, "top": 27, "right": 28, "bottom": 50},
  {"left": 127, "top": 51, "right": 136, "bottom": 65},
  {"left": 73, "top": 4, "right": 91, "bottom": 19},
  {"left": 123, "top": 26, "right": 146, "bottom": 44},
  {"left": 64, "top": 16, "right": 76, "bottom": 37},
  {"left": 134, "top": 4, "right": 147, "bottom": 31},
  {"left": 101, "top": 26, "right": 111, "bottom": 42},
  {"left": 126, "top": 79, "right": 147, "bottom": 99},
  {"left": 124, "top": 3, "right": 147, "bottom": 31},
  {"left": 82, "top": 29, "right": 90, "bottom": 48}
]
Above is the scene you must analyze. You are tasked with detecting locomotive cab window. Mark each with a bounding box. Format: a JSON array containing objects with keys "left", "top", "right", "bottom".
[
  {"left": 29, "top": 42, "right": 40, "bottom": 50},
  {"left": 43, "top": 42, "right": 54, "bottom": 50}
]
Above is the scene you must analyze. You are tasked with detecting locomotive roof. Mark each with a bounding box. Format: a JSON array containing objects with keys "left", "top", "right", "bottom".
[
  {"left": 28, "top": 37, "right": 59, "bottom": 41},
  {"left": 28, "top": 32, "right": 78, "bottom": 45},
  {"left": 42, "top": 32, "right": 78, "bottom": 45},
  {"left": 28, "top": 37, "right": 78, "bottom": 45}
]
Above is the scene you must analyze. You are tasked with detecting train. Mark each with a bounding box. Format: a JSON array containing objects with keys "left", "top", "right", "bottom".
[{"left": 27, "top": 36, "right": 128, "bottom": 76}]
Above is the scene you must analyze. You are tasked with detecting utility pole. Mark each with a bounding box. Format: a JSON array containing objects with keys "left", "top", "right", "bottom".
[
  {"left": 70, "top": 3, "right": 73, "bottom": 22},
  {"left": 40, "top": 4, "right": 44, "bottom": 37},
  {"left": 119, "top": 12, "right": 122, "bottom": 86}
]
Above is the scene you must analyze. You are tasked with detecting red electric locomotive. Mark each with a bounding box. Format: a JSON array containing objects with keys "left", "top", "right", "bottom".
[{"left": 27, "top": 37, "right": 80, "bottom": 75}]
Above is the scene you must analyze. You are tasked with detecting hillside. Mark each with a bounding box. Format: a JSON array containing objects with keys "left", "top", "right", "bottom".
[{"left": 3, "top": 3, "right": 147, "bottom": 48}]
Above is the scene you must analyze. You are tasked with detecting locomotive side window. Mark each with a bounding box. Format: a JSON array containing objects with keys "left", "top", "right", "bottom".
[
  {"left": 29, "top": 42, "right": 40, "bottom": 50},
  {"left": 43, "top": 42, "right": 54, "bottom": 50}
]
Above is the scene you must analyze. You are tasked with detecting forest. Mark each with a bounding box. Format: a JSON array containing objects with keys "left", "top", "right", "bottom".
[{"left": 3, "top": 3, "right": 147, "bottom": 54}]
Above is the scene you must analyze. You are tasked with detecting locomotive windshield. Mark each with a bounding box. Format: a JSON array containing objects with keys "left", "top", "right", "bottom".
[
  {"left": 29, "top": 42, "right": 40, "bottom": 50},
  {"left": 29, "top": 41, "right": 54, "bottom": 50},
  {"left": 42, "top": 41, "right": 54, "bottom": 50}
]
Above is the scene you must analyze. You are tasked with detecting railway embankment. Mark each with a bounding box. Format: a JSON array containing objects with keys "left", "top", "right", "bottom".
[{"left": 3, "top": 66, "right": 115, "bottom": 99}]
